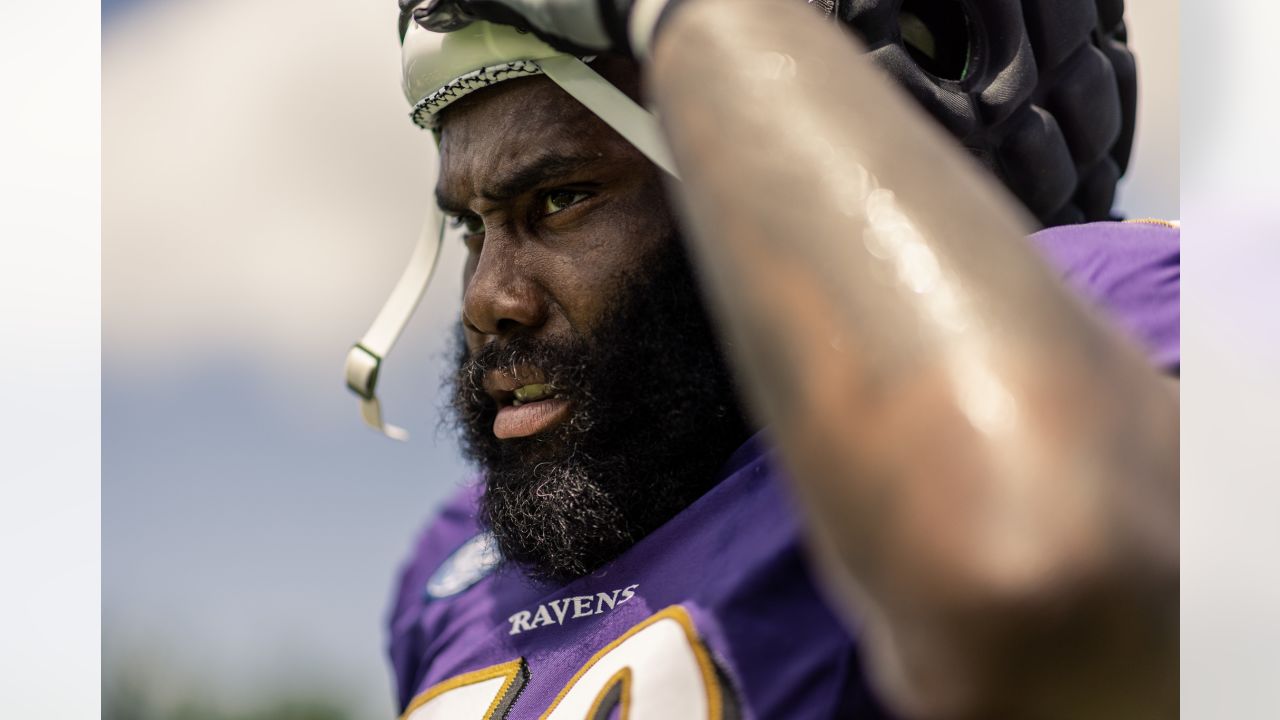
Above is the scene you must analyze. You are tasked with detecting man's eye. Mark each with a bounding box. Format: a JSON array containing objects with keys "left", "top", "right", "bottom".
[
  {"left": 543, "top": 190, "right": 590, "bottom": 216},
  {"left": 451, "top": 214, "right": 484, "bottom": 236}
]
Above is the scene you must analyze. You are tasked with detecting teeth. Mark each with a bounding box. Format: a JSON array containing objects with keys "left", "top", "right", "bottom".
[{"left": 512, "top": 383, "right": 550, "bottom": 403}]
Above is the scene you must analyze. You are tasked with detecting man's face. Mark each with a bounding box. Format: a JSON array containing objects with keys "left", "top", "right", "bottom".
[
  {"left": 437, "top": 59, "right": 674, "bottom": 374},
  {"left": 438, "top": 59, "right": 751, "bottom": 583}
]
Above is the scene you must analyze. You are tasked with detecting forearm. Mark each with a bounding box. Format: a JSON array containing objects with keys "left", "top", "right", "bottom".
[{"left": 649, "top": 0, "right": 1177, "bottom": 716}]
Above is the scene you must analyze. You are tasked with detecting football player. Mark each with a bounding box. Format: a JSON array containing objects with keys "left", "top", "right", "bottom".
[{"left": 362, "top": 0, "right": 1178, "bottom": 717}]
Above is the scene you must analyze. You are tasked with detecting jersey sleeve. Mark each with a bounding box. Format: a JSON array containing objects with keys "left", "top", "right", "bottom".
[{"left": 1028, "top": 220, "right": 1180, "bottom": 372}]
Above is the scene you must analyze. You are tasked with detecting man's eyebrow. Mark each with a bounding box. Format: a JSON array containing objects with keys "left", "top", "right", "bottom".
[
  {"left": 484, "top": 153, "right": 597, "bottom": 201},
  {"left": 436, "top": 152, "right": 598, "bottom": 214}
]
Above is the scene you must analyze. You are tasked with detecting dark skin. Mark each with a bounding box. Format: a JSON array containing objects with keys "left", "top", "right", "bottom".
[
  {"left": 648, "top": 1, "right": 1177, "bottom": 716},
  {"left": 435, "top": 58, "right": 672, "bottom": 363},
  {"left": 431, "top": 12, "right": 1176, "bottom": 717}
]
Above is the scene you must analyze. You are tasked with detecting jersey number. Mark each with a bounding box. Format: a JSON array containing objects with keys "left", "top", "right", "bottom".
[{"left": 401, "top": 606, "right": 732, "bottom": 719}]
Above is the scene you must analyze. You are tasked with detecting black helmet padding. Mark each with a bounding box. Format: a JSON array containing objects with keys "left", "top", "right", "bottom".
[{"left": 836, "top": 0, "right": 1138, "bottom": 226}]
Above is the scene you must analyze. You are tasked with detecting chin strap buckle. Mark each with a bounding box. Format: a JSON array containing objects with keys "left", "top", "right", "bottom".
[
  {"left": 345, "top": 203, "right": 446, "bottom": 441},
  {"left": 345, "top": 343, "right": 409, "bottom": 441},
  {"left": 345, "top": 343, "right": 381, "bottom": 400}
]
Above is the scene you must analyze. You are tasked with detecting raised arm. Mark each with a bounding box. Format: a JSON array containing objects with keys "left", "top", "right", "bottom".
[{"left": 646, "top": 1, "right": 1177, "bottom": 717}]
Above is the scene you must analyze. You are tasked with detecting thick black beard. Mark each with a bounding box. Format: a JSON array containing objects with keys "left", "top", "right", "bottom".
[{"left": 450, "top": 237, "right": 752, "bottom": 583}]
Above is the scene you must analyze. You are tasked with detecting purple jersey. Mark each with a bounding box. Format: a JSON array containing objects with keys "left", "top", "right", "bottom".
[
  {"left": 1032, "top": 220, "right": 1180, "bottom": 372},
  {"left": 386, "top": 221, "right": 1180, "bottom": 719}
]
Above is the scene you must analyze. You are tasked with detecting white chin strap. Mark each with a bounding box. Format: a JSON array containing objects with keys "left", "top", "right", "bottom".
[
  {"left": 535, "top": 56, "right": 679, "bottom": 177},
  {"left": 344, "top": 201, "right": 443, "bottom": 442},
  {"left": 346, "top": 56, "right": 680, "bottom": 439}
]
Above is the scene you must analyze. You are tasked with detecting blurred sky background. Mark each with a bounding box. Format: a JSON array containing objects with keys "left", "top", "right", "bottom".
[{"left": 102, "top": 1, "right": 1180, "bottom": 717}]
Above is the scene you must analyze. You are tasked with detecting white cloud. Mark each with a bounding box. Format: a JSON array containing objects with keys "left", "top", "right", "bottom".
[{"left": 104, "top": 0, "right": 462, "bottom": 390}]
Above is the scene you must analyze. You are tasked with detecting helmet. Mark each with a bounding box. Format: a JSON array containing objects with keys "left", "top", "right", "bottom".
[
  {"left": 831, "top": 0, "right": 1136, "bottom": 226},
  {"left": 348, "top": 0, "right": 1137, "bottom": 437}
]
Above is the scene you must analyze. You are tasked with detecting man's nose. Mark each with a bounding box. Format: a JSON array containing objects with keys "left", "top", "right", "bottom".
[{"left": 462, "top": 237, "right": 549, "bottom": 336}]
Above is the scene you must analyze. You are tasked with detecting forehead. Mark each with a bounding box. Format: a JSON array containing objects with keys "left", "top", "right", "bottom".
[{"left": 435, "top": 63, "right": 644, "bottom": 200}]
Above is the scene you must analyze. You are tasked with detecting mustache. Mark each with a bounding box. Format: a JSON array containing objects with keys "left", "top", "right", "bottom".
[
  {"left": 458, "top": 334, "right": 593, "bottom": 407},
  {"left": 450, "top": 328, "right": 603, "bottom": 469}
]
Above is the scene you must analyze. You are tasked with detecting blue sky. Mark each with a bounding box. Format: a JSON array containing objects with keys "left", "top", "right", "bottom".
[
  {"left": 103, "top": 0, "right": 144, "bottom": 22},
  {"left": 102, "top": 2, "right": 470, "bottom": 714},
  {"left": 104, "top": 345, "right": 467, "bottom": 714}
]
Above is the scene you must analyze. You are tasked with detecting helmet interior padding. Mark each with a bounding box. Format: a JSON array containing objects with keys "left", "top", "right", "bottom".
[{"left": 836, "top": 0, "right": 1138, "bottom": 226}]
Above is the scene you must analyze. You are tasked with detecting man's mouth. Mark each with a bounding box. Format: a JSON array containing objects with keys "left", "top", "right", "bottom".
[
  {"left": 494, "top": 383, "right": 572, "bottom": 439},
  {"left": 482, "top": 367, "right": 574, "bottom": 439}
]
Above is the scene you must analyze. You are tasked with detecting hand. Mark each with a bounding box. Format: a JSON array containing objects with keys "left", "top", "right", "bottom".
[{"left": 403, "top": 0, "right": 671, "bottom": 57}]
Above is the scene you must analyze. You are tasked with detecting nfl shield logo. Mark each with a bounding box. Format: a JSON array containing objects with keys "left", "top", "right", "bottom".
[{"left": 425, "top": 532, "right": 501, "bottom": 600}]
